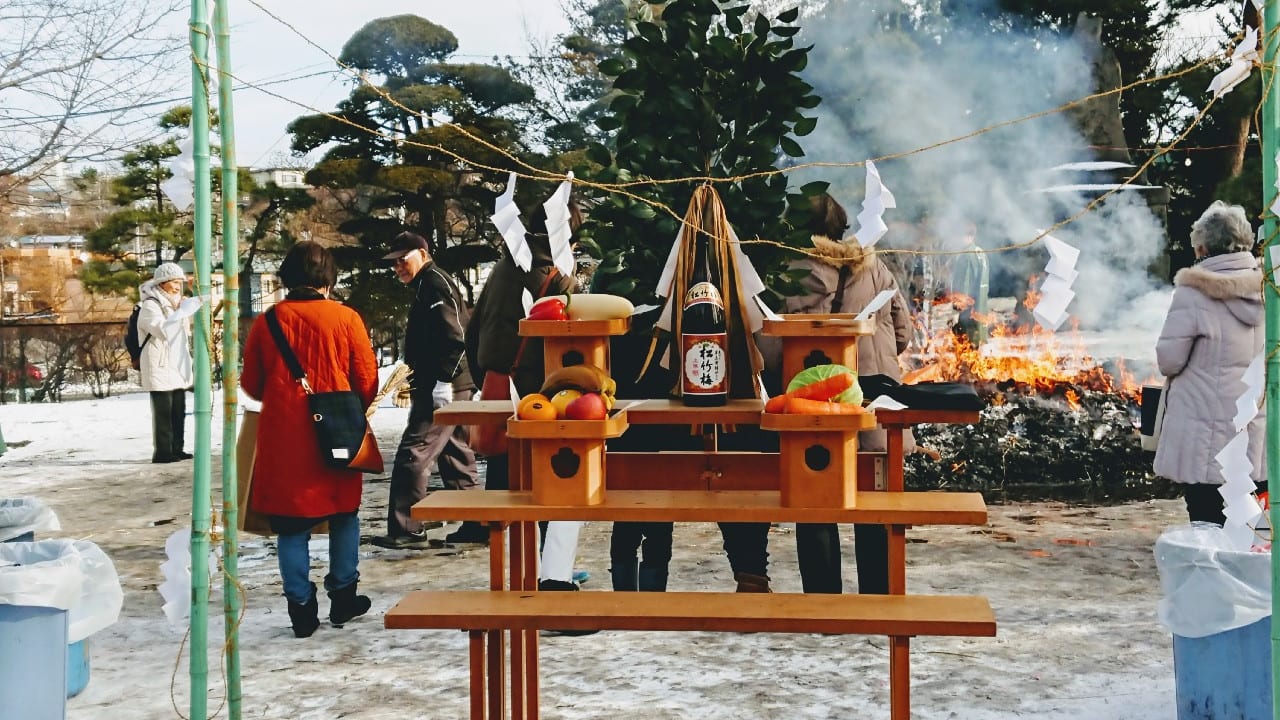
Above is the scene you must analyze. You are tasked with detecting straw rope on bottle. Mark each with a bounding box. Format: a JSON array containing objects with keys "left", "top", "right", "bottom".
[{"left": 663, "top": 185, "right": 764, "bottom": 400}]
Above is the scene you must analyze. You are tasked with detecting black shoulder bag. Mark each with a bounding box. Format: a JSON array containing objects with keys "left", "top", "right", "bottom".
[{"left": 265, "top": 309, "right": 381, "bottom": 472}]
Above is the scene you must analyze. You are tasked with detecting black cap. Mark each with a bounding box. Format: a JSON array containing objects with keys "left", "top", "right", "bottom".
[{"left": 382, "top": 232, "right": 429, "bottom": 260}]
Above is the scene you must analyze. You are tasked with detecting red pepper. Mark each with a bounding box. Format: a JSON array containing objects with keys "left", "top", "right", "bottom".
[{"left": 528, "top": 298, "right": 568, "bottom": 321}]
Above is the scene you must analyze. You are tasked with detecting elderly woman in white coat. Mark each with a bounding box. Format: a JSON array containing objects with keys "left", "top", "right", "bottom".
[
  {"left": 1154, "top": 201, "right": 1266, "bottom": 524},
  {"left": 137, "top": 263, "right": 201, "bottom": 463}
]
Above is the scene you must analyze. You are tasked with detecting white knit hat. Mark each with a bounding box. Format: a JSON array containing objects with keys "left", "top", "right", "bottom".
[{"left": 152, "top": 263, "right": 185, "bottom": 283}]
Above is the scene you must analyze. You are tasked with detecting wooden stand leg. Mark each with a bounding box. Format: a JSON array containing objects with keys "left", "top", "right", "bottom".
[
  {"left": 470, "top": 630, "right": 487, "bottom": 719},
  {"left": 510, "top": 522, "right": 525, "bottom": 720},
  {"left": 488, "top": 522, "right": 507, "bottom": 717},
  {"left": 523, "top": 520, "right": 539, "bottom": 718},
  {"left": 888, "top": 524, "right": 907, "bottom": 595},
  {"left": 889, "top": 635, "right": 910, "bottom": 720}
]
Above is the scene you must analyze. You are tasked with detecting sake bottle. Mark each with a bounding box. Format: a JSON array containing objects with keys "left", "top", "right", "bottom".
[{"left": 680, "top": 231, "right": 728, "bottom": 406}]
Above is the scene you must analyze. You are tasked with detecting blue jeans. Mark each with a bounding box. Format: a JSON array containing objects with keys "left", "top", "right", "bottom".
[{"left": 276, "top": 512, "right": 361, "bottom": 605}]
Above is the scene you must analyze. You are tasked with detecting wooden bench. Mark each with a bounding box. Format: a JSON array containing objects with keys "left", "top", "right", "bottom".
[{"left": 387, "top": 590, "right": 996, "bottom": 636}]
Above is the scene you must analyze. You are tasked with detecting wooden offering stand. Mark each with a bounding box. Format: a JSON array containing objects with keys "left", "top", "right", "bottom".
[
  {"left": 388, "top": 312, "right": 994, "bottom": 720},
  {"left": 762, "top": 313, "right": 874, "bottom": 383},
  {"left": 518, "top": 317, "right": 629, "bottom": 375},
  {"left": 759, "top": 410, "right": 876, "bottom": 508},
  {"left": 506, "top": 411, "right": 628, "bottom": 506}
]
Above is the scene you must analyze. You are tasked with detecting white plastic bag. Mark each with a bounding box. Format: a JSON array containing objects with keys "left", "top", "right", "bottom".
[
  {"left": 1155, "top": 523, "right": 1271, "bottom": 638},
  {"left": 0, "top": 497, "right": 61, "bottom": 541},
  {"left": 0, "top": 539, "right": 123, "bottom": 642}
]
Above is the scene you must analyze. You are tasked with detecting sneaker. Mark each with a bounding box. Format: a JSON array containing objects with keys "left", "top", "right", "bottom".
[
  {"left": 444, "top": 522, "right": 490, "bottom": 545},
  {"left": 369, "top": 532, "right": 430, "bottom": 549},
  {"left": 571, "top": 569, "right": 590, "bottom": 585}
]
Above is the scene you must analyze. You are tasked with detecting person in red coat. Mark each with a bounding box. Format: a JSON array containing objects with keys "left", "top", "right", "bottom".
[{"left": 241, "top": 241, "right": 379, "bottom": 638}]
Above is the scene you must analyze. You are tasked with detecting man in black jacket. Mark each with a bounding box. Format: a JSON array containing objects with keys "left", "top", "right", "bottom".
[{"left": 372, "top": 232, "right": 478, "bottom": 548}]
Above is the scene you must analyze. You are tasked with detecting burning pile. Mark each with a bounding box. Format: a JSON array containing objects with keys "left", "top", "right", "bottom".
[{"left": 900, "top": 298, "right": 1173, "bottom": 502}]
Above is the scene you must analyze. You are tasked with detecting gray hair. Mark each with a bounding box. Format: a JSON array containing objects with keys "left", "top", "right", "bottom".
[{"left": 1190, "top": 201, "right": 1254, "bottom": 256}]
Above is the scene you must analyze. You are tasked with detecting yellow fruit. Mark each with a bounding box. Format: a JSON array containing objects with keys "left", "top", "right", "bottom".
[{"left": 549, "top": 389, "right": 582, "bottom": 418}]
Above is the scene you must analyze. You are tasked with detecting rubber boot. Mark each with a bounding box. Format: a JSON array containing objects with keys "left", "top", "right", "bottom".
[
  {"left": 734, "top": 572, "right": 772, "bottom": 593},
  {"left": 288, "top": 584, "right": 320, "bottom": 638},
  {"left": 328, "top": 582, "right": 372, "bottom": 627},
  {"left": 611, "top": 559, "right": 639, "bottom": 591},
  {"left": 637, "top": 567, "right": 668, "bottom": 592}
]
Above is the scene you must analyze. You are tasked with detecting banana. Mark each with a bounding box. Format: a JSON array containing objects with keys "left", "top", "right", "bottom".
[{"left": 540, "top": 364, "right": 616, "bottom": 407}]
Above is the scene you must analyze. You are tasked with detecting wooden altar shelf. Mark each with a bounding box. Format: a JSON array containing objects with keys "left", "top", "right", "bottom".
[
  {"left": 409, "top": 488, "right": 987, "bottom": 525},
  {"left": 387, "top": 590, "right": 996, "bottom": 638},
  {"left": 518, "top": 317, "right": 629, "bottom": 375},
  {"left": 433, "top": 398, "right": 767, "bottom": 428},
  {"left": 762, "top": 313, "right": 874, "bottom": 384},
  {"left": 505, "top": 411, "right": 629, "bottom": 506}
]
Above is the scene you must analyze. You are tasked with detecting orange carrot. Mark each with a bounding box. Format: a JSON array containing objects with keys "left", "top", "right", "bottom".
[
  {"left": 789, "top": 372, "right": 855, "bottom": 401},
  {"left": 764, "top": 394, "right": 788, "bottom": 413},
  {"left": 784, "top": 396, "right": 864, "bottom": 415}
]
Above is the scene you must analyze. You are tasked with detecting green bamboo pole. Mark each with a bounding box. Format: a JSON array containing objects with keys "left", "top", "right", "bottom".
[
  {"left": 213, "top": 0, "right": 242, "bottom": 716},
  {"left": 1264, "top": 4, "right": 1280, "bottom": 718},
  {"left": 188, "top": 0, "right": 213, "bottom": 717}
]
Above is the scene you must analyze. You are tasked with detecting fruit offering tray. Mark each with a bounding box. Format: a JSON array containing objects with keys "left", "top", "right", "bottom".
[{"left": 506, "top": 409, "right": 630, "bottom": 439}]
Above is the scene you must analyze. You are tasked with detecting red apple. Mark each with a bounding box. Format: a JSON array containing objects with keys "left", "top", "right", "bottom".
[{"left": 564, "top": 392, "right": 608, "bottom": 420}]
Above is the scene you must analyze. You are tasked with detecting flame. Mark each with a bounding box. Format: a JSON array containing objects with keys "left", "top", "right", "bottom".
[{"left": 905, "top": 283, "right": 1143, "bottom": 405}]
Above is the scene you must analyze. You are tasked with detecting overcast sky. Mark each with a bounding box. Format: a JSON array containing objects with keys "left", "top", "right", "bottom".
[{"left": 174, "top": 0, "right": 572, "bottom": 167}]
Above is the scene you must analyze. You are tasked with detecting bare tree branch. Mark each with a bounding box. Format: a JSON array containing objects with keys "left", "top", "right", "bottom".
[{"left": 0, "top": 0, "right": 184, "bottom": 184}]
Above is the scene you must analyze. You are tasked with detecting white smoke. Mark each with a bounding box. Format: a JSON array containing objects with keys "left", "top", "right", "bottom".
[{"left": 792, "top": 0, "right": 1168, "bottom": 338}]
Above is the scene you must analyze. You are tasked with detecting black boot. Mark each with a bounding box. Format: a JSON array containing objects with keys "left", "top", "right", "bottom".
[
  {"left": 287, "top": 584, "right": 320, "bottom": 638},
  {"left": 328, "top": 582, "right": 371, "bottom": 627},
  {"left": 734, "top": 572, "right": 772, "bottom": 593},
  {"left": 611, "top": 559, "right": 639, "bottom": 591},
  {"left": 637, "top": 567, "right": 668, "bottom": 592}
]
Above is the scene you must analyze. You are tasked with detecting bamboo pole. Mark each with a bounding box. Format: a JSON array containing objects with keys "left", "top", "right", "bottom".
[
  {"left": 188, "top": 0, "right": 213, "bottom": 717},
  {"left": 1264, "top": 3, "right": 1280, "bottom": 718},
  {"left": 213, "top": 0, "right": 242, "bottom": 716}
]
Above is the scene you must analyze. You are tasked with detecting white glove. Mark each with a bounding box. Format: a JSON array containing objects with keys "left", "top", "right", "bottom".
[
  {"left": 175, "top": 296, "right": 204, "bottom": 319},
  {"left": 393, "top": 384, "right": 412, "bottom": 409},
  {"left": 432, "top": 381, "right": 454, "bottom": 409}
]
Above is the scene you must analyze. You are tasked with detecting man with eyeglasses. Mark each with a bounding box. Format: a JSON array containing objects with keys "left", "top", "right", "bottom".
[{"left": 372, "top": 231, "right": 478, "bottom": 549}]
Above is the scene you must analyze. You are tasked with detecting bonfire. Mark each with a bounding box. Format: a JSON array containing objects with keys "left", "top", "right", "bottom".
[{"left": 900, "top": 289, "right": 1172, "bottom": 502}]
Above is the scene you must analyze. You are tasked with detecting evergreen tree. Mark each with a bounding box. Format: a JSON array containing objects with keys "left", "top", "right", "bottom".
[
  {"left": 581, "top": 0, "right": 826, "bottom": 304},
  {"left": 287, "top": 14, "right": 538, "bottom": 328}
]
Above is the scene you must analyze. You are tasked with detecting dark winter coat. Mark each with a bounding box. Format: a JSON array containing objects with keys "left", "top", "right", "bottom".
[
  {"left": 465, "top": 234, "right": 573, "bottom": 396},
  {"left": 241, "top": 294, "right": 379, "bottom": 518},
  {"left": 404, "top": 261, "right": 473, "bottom": 395},
  {"left": 1154, "top": 252, "right": 1265, "bottom": 486}
]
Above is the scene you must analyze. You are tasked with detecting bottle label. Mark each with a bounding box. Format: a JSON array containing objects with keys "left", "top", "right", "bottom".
[
  {"left": 683, "top": 282, "right": 723, "bottom": 309},
  {"left": 681, "top": 333, "right": 728, "bottom": 395}
]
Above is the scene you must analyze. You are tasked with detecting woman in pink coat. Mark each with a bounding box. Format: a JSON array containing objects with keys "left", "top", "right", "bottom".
[
  {"left": 1154, "top": 201, "right": 1265, "bottom": 525},
  {"left": 242, "top": 242, "right": 379, "bottom": 637}
]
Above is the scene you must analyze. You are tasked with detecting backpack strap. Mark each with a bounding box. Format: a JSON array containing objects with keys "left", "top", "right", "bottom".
[
  {"left": 138, "top": 296, "right": 162, "bottom": 351},
  {"left": 265, "top": 308, "right": 314, "bottom": 394}
]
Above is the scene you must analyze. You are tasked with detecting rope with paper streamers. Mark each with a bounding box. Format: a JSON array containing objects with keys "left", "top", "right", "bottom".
[{"left": 206, "top": 1, "right": 1267, "bottom": 274}]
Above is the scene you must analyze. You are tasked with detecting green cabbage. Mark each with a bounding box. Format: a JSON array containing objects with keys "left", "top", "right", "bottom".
[{"left": 786, "top": 363, "right": 862, "bottom": 405}]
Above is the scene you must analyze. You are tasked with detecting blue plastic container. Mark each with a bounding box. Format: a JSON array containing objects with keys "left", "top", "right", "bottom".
[
  {"left": 0, "top": 605, "right": 69, "bottom": 720},
  {"left": 1173, "top": 616, "right": 1273, "bottom": 719},
  {"left": 2, "top": 527, "right": 91, "bottom": 699}
]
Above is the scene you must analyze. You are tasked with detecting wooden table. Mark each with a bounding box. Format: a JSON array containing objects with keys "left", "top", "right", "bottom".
[{"left": 388, "top": 401, "right": 988, "bottom": 719}]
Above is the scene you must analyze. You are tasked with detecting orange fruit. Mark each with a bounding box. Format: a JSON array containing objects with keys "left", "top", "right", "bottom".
[
  {"left": 549, "top": 389, "right": 582, "bottom": 418},
  {"left": 516, "top": 393, "right": 556, "bottom": 421}
]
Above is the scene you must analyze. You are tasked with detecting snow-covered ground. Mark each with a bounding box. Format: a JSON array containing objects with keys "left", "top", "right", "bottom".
[{"left": 1, "top": 392, "right": 1182, "bottom": 719}]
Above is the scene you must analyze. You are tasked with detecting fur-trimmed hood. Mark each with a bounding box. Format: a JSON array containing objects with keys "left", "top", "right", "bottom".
[
  {"left": 1173, "top": 251, "right": 1263, "bottom": 326},
  {"left": 810, "top": 234, "right": 873, "bottom": 272}
]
